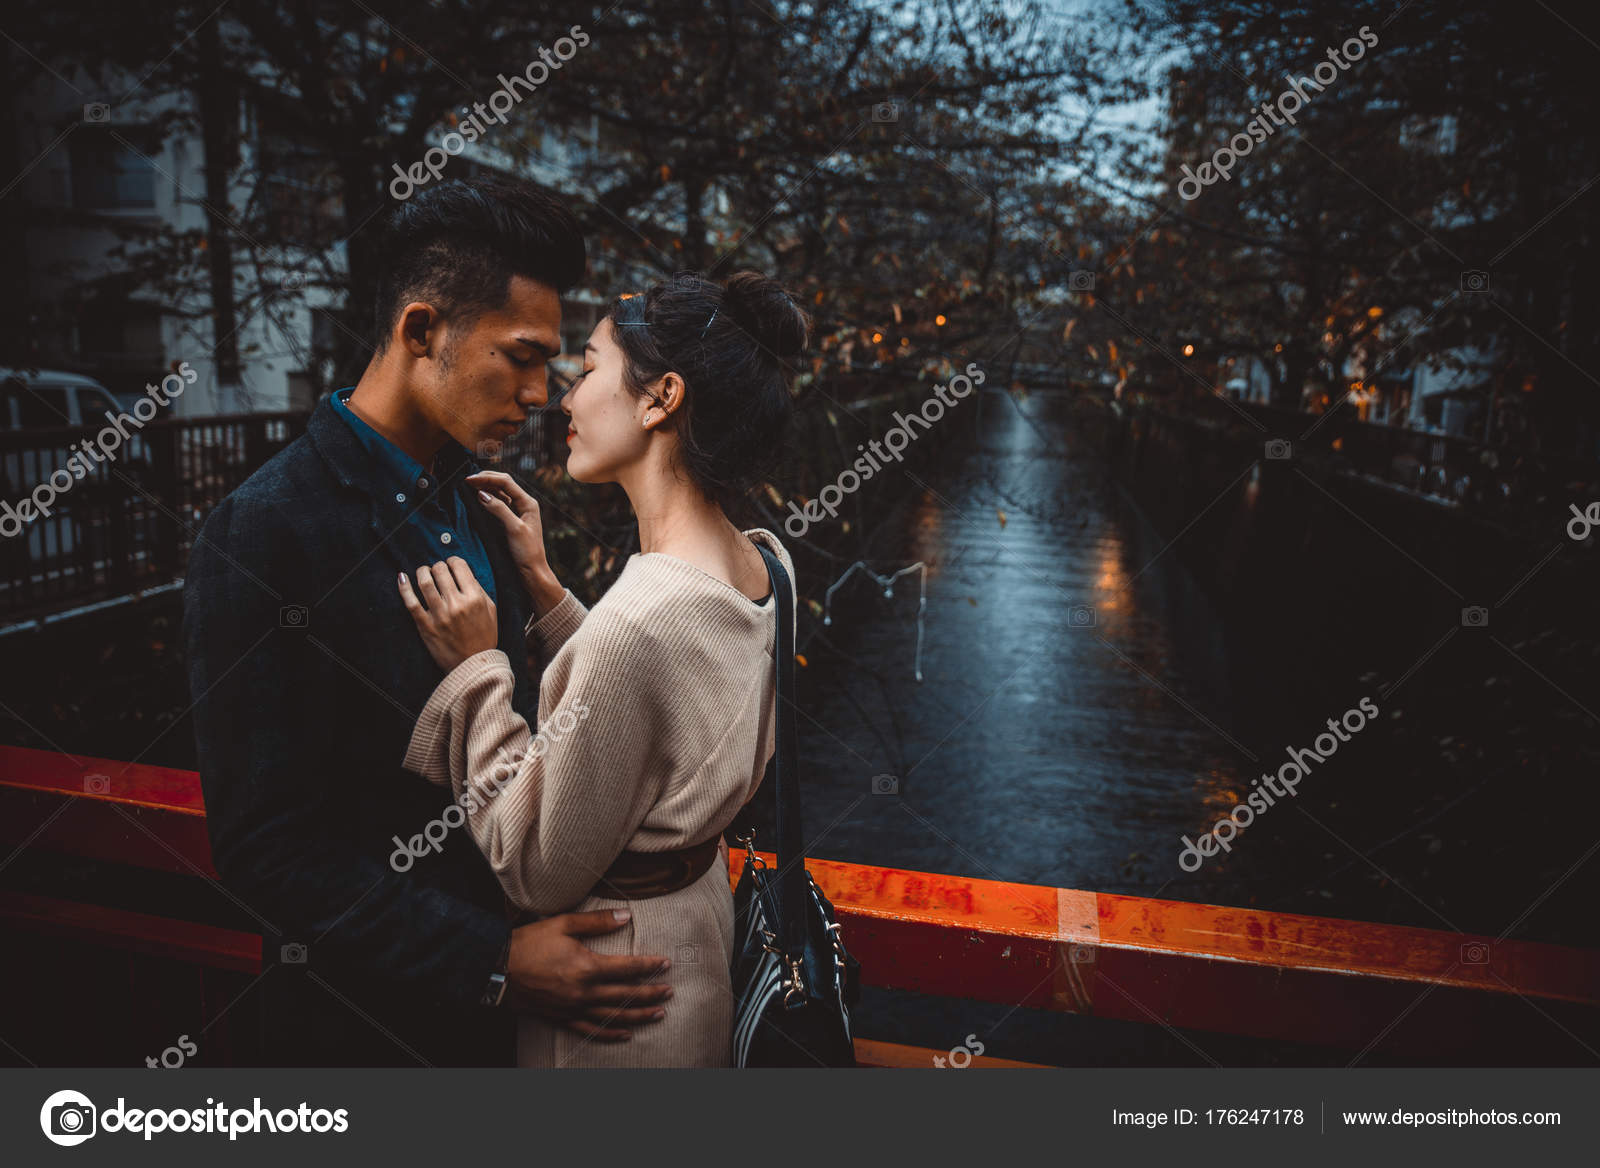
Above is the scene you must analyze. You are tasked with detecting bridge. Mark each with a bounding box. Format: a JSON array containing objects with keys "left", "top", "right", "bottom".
[{"left": 3, "top": 744, "right": 1596, "bottom": 1067}]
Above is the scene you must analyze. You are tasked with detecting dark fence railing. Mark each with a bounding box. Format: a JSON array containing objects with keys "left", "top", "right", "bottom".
[
  {"left": 1147, "top": 392, "right": 1598, "bottom": 520},
  {"left": 0, "top": 412, "right": 309, "bottom": 622}
]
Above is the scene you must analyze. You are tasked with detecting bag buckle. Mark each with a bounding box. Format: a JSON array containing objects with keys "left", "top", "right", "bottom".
[
  {"left": 781, "top": 955, "right": 806, "bottom": 1006},
  {"left": 735, "top": 828, "right": 765, "bottom": 872}
]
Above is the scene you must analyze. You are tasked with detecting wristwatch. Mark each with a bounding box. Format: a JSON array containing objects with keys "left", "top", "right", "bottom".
[{"left": 481, "top": 934, "right": 511, "bottom": 1008}]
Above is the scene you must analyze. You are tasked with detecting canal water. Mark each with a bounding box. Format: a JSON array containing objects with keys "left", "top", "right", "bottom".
[{"left": 790, "top": 386, "right": 1255, "bottom": 908}]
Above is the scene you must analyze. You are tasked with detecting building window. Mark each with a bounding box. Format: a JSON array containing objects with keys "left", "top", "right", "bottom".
[
  {"left": 77, "top": 301, "right": 165, "bottom": 368},
  {"left": 70, "top": 129, "right": 159, "bottom": 210},
  {"left": 256, "top": 109, "right": 343, "bottom": 244}
]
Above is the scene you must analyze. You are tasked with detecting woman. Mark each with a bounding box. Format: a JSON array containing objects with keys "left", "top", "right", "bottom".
[{"left": 394, "top": 270, "right": 808, "bottom": 1067}]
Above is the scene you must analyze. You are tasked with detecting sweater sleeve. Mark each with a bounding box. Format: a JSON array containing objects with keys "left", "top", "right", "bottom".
[
  {"left": 402, "top": 609, "right": 669, "bottom": 916},
  {"left": 523, "top": 588, "right": 588, "bottom": 671}
]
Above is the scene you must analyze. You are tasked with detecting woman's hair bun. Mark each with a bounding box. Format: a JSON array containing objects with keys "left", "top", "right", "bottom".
[{"left": 721, "top": 270, "right": 811, "bottom": 359}]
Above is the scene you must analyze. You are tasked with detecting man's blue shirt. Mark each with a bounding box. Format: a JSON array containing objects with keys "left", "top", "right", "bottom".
[{"left": 330, "top": 386, "right": 496, "bottom": 601}]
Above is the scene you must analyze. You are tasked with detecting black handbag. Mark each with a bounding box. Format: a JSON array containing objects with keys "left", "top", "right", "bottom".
[{"left": 730, "top": 541, "right": 862, "bottom": 1067}]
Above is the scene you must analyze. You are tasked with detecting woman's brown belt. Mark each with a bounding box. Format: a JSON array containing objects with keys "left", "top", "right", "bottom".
[{"left": 505, "top": 835, "right": 725, "bottom": 924}]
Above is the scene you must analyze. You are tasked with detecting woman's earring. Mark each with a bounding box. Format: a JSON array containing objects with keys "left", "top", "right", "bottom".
[{"left": 644, "top": 389, "right": 669, "bottom": 428}]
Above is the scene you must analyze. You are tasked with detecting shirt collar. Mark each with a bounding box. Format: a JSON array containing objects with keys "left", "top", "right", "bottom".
[{"left": 329, "top": 386, "right": 476, "bottom": 496}]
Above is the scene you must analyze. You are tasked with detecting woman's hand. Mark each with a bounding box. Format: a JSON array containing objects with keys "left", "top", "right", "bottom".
[
  {"left": 468, "top": 470, "right": 550, "bottom": 584},
  {"left": 467, "top": 470, "right": 565, "bottom": 615},
  {"left": 398, "top": 557, "right": 499, "bottom": 671}
]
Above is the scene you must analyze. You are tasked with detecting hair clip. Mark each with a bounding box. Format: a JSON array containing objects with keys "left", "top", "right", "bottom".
[{"left": 699, "top": 307, "right": 719, "bottom": 339}]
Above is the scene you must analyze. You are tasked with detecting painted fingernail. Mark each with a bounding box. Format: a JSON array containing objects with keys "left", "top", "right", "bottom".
[{"left": 653, "top": 1010, "right": 665, "bottom": 1020}]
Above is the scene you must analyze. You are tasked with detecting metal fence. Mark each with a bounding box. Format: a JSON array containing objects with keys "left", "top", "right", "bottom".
[
  {"left": 0, "top": 412, "right": 309, "bottom": 621},
  {"left": 1175, "top": 394, "right": 1596, "bottom": 516}
]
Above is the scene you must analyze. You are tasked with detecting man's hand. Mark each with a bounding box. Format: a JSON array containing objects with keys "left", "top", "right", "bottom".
[{"left": 504, "top": 909, "right": 673, "bottom": 1042}]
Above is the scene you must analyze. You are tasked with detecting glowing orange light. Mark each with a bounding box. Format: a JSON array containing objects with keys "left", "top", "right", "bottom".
[
  {"left": 935, "top": 314, "right": 947, "bottom": 326},
  {"left": 1183, "top": 344, "right": 1195, "bottom": 356}
]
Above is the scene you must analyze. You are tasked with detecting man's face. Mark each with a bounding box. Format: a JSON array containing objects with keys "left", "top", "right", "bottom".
[{"left": 419, "top": 274, "right": 563, "bottom": 452}]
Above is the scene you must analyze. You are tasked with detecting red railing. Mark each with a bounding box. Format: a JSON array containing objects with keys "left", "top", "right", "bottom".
[{"left": 3, "top": 744, "right": 1598, "bottom": 1067}]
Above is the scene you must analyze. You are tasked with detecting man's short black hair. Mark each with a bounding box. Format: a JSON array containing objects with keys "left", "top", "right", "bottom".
[{"left": 370, "top": 175, "right": 586, "bottom": 352}]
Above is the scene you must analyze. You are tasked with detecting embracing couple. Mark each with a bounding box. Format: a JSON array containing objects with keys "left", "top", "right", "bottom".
[{"left": 182, "top": 174, "right": 807, "bottom": 1067}]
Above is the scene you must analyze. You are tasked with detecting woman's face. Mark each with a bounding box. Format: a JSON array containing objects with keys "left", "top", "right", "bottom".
[{"left": 560, "top": 317, "right": 658, "bottom": 484}]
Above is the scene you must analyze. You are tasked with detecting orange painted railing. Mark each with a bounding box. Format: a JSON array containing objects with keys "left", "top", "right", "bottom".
[{"left": 4, "top": 745, "right": 1598, "bottom": 1065}]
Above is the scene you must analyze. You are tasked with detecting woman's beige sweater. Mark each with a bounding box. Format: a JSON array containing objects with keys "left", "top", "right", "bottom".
[{"left": 401, "top": 527, "right": 794, "bottom": 1067}]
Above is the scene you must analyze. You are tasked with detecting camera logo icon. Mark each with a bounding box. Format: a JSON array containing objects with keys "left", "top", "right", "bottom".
[
  {"left": 870, "top": 773, "right": 898, "bottom": 796},
  {"left": 1068, "top": 270, "right": 1095, "bottom": 291},
  {"left": 40, "top": 1089, "right": 97, "bottom": 1146},
  {"left": 1067, "top": 605, "right": 1096, "bottom": 627},
  {"left": 1265, "top": 438, "right": 1292, "bottom": 460},
  {"left": 475, "top": 438, "right": 504, "bottom": 461},
  {"left": 280, "top": 942, "right": 308, "bottom": 964},
  {"left": 1460, "top": 270, "right": 1490, "bottom": 293},
  {"left": 871, "top": 102, "right": 899, "bottom": 123},
  {"left": 1460, "top": 941, "right": 1490, "bottom": 965},
  {"left": 1461, "top": 606, "right": 1489, "bottom": 628},
  {"left": 279, "top": 604, "right": 308, "bottom": 628},
  {"left": 280, "top": 270, "right": 305, "bottom": 291},
  {"left": 82, "top": 103, "right": 110, "bottom": 124},
  {"left": 83, "top": 773, "right": 111, "bottom": 795},
  {"left": 675, "top": 943, "right": 700, "bottom": 964}
]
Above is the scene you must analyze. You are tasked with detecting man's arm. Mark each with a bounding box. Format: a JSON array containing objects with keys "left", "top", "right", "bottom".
[{"left": 183, "top": 498, "right": 507, "bottom": 1008}]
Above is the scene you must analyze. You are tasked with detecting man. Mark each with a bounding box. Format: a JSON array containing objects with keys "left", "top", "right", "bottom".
[{"left": 182, "top": 175, "right": 671, "bottom": 1066}]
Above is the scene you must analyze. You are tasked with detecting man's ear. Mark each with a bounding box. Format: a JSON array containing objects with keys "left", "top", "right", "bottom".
[{"left": 398, "top": 301, "right": 442, "bottom": 358}]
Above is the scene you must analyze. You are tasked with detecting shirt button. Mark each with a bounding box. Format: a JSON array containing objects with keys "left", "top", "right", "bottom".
[
  {"left": 417, "top": 477, "right": 430, "bottom": 489},
  {"left": 395, "top": 492, "right": 406, "bottom": 503},
  {"left": 440, "top": 532, "right": 453, "bottom": 545}
]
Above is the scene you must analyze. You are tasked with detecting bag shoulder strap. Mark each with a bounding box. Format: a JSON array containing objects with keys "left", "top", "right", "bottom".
[{"left": 754, "top": 539, "right": 808, "bottom": 958}]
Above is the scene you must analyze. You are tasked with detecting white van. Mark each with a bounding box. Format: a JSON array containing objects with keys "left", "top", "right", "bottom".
[
  {"left": 0, "top": 369, "right": 144, "bottom": 576},
  {"left": 0, "top": 368, "right": 133, "bottom": 430}
]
